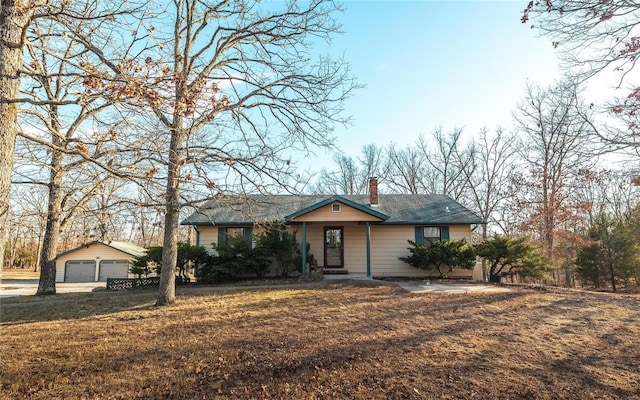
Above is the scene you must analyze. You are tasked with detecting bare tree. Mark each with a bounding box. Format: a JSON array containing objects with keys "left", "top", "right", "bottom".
[
  {"left": 385, "top": 143, "right": 428, "bottom": 194},
  {"left": 523, "top": 1, "right": 640, "bottom": 83},
  {"left": 312, "top": 144, "right": 386, "bottom": 194},
  {"left": 13, "top": 3, "right": 151, "bottom": 295},
  {"left": 7, "top": 185, "right": 47, "bottom": 271},
  {"left": 315, "top": 155, "right": 361, "bottom": 195},
  {"left": 420, "top": 128, "right": 474, "bottom": 201},
  {"left": 522, "top": 1, "right": 640, "bottom": 156},
  {"left": 75, "top": 178, "right": 137, "bottom": 243},
  {"left": 0, "top": 0, "right": 47, "bottom": 273},
  {"left": 77, "top": 1, "right": 357, "bottom": 305},
  {"left": 121, "top": 185, "right": 166, "bottom": 247},
  {"left": 513, "top": 81, "right": 596, "bottom": 271},
  {"left": 574, "top": 168, "right": 640, "bottom": 225},
  {"left": 384, "top": 129, "right": 474, "bottom": 199},
  {"left": 15, "top": 135, "right": 136, "bottom": 293},
  {"left": 460, "top": 128, "right": 518, "bottom": 238}
]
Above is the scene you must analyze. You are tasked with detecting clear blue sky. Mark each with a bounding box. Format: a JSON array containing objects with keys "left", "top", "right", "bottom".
[{"left": 306, "top": 0, "right": 561, "bottom": 164}]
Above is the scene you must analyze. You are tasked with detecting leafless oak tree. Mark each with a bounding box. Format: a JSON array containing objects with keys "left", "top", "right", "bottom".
[
  {"left": 13, "top": 2, "right": 152, "bottom": 295},
  {"left": 460, "top": 128, "right": 518, "bottom": 238},
  {"left": 523, "top": 1, "right": 640, "bottom": 157},
  {"left": 0, "top": 0, "right": 46, "bottom": 274},
  {"left": 385, "top": 143, "right": 427, "bottom": 194},
  {"left": 513, "top": 81, "right": 596, "bottom": 266},
  {"left": 78, "top": 0, "right": 357, "bottom": 305},
  {"left": 312, "top": 144, "right": 386, "bottom": 195},
  {"left": 420, "top": 128, "right": 473, "bottom": 201}
]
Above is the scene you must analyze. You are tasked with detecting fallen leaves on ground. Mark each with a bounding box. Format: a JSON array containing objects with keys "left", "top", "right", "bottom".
[{"left": 1, "top": 282, "right": 639, "bottom": 399}]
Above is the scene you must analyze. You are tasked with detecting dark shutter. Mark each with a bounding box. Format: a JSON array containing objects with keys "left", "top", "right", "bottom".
[
  {"left": 441, "top": 226, "right": 450, "bottom": 241},
  {"left": 414, "top": 226, "right": 424, "bottom": 245},
  {"left": 244, "top": 227, "right": 253, "bottom": 247},
  {"left": 218, "top": 227, "right": 226, "bottom": 245}
]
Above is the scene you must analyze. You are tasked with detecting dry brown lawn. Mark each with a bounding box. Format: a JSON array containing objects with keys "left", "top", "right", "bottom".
[
  {"left": 1, "top": 281, "right": 639, "bottom": 399},
  {"left": 2, "top": 268, "right": 39, "bottom": 280}
]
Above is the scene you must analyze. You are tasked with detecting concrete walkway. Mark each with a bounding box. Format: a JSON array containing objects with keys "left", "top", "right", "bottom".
[
  {"left": 323, "top": 274, "right": 512, "bottom": 293},
  {"left": 394, "top": 280, "right": 512, "bottom": 293}
]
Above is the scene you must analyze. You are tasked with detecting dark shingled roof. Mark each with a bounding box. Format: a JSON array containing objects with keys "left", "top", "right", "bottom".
[{"left": 182, "top": 194, "right": 486, "bottom": 226}]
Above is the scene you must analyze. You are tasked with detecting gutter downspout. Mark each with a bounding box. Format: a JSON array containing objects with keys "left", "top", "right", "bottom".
[
  {"left": 302, "top": 222, "right": 307, "bottom": 277},
  {"left": 366, "top": 221, "right": 371, "bottom": 278},
  {"left": 193, "top": 226, "right": 201, "bottom": 246}
]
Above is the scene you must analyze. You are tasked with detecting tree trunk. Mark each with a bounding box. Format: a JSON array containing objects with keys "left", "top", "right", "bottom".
[
  {"left": 0, "top": 2, "right": 35, "bottom": 276},
  {"left": 156, "top": 129, "right": 184, "bottom": 306},
  {"left": 564, "top": 264, "right": 573, "bottom": 288},
  {"left": 34, "top": 227, "right": 44, "bottom": 272},
  {"left": 609, "top": 262, "right": 616, "bottom": 292},
  {"left": 37, "top": 146, "right": 63, "bottom": 295}
]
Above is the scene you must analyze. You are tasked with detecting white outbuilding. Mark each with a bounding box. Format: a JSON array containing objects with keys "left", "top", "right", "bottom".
[{"left": 55, "top": 241, "right": 147, "bottom": 283}]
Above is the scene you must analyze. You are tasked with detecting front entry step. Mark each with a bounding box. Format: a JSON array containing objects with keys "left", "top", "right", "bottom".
[{"left": 323, "top": 268, "right": 349, "bottom": 275}]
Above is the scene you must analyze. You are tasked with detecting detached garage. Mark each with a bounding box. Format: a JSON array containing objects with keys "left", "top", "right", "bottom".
[{"left": 55, "top": 241, "right": 147, "bottom": 283}]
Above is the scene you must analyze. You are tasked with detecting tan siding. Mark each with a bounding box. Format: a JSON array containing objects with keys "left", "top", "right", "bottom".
[
  {"left": 195, "top": 223, "right": 482, "bottom": 280},
  {"left": 291, "top": 203, "right": 382, "bottom": 222},
  {"left": 370, "top": 225, "right": 480, "bottom": 279},
  {"left": 295, "top": 225, "right": 324, "bottom": 267},
  {"left": 55, "top": 244, "right": 138, "bottom": 282},
  {"left": 197, "top": 226, "right": 218, "bottom": 253},
  {"left": 449, "top": 225, "right": 471, "bottom": 240},
  {"left": 370, "top": 225, "right": 422, "bottom": 277},
  {"left": 342, "top": 223, "right": 366, "bottom": 273}
]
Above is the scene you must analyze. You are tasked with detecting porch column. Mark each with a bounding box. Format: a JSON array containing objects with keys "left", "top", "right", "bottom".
[
  {"left": 302, "top": 222, "right": 308, "bottom": 277},
  {"left": 366, "top": 222, "right": 371, "bottom": 277}
]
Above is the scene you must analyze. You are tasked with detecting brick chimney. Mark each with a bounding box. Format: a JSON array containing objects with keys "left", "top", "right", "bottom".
[{"left": 369, "top": 177, "right": 379, "bottom": 206}]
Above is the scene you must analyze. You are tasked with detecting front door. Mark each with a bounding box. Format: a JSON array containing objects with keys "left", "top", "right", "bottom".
[{"left": 324, "top": 227, "right": 344, "bottom": 268}]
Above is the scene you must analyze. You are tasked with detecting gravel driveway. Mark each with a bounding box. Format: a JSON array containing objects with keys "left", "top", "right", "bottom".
[{"left": 0, "top": 279, "right": 106, "bottom": 298}]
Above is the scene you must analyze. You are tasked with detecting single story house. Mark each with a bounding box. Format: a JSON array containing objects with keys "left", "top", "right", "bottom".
[
  {"left": 182, "top": 178, "right": 486, "bottom": 280},
  {"left": 55, "top": 241, "right": 147, "bottom": 283}
]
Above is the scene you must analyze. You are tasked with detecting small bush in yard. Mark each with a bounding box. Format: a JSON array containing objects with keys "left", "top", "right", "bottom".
[
  {"left": 475, "top": 235, "right": 551, "bottom": 281},
  {"left": 196, "top": 262, "right": 238, "bottom": 284},
  {"left": 399, "top": 238, "right": 476, "bottom": 278}
]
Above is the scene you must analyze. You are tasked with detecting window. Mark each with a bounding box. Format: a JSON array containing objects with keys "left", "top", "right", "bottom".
[
  {"left": 415, "top": 226, "right": 449, "bottom": 246},
  {"left": 218, "top": 227, "right": 252, "bottom": 247},
  {"left": 332, "top": 203, "right": 341, "bottom": 212},
  {"left": 423, "top": 227, "right": 441, "bottom": 246},
  {"left": 226, "top": 227, "right": 245, "bottom": 241}
]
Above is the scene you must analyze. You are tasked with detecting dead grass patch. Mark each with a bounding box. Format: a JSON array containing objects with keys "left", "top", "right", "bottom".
[
  {"left": 1, "top": 268, "right": 39, "bottom": 280},
  {"left": 1, "top": 283, "right": 639, "bottom": 399}
]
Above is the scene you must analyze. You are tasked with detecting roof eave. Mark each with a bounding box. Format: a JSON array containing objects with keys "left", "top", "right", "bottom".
[
  {"left": 284, "top": 195, "right": 389, "bottom": 222},
  {"left": 55, "top": 241, "right": 147, "bottom": 259}
]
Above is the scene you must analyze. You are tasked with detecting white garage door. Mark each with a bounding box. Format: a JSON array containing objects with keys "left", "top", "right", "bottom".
[
  {"left": 98, "top": 260, "right": 129, "bottom": 281},
  {"left": 64, "top": 260, "right": 96, "bottom": 282}
]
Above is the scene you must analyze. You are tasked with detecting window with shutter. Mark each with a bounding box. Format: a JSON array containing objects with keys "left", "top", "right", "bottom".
[{"left": 415, "top": 226, "right": 449, "bottom": 246}]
